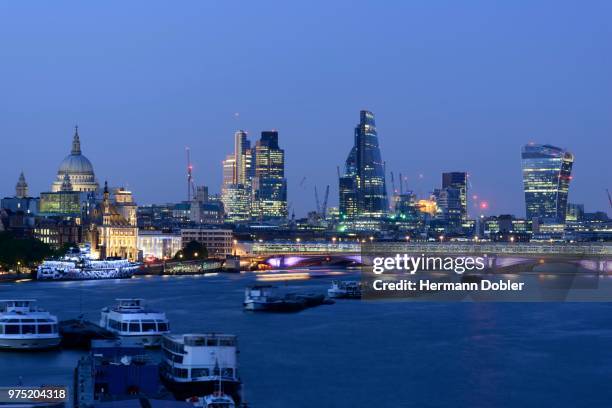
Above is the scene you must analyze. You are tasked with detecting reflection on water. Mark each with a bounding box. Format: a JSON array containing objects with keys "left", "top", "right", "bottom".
[{"left": 1, "top": 269, "right": 612, "bottom": 408}]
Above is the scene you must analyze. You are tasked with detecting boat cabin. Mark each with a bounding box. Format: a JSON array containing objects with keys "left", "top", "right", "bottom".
[{"left": 0, "top": 300, "right": 58, "bottom": 336}]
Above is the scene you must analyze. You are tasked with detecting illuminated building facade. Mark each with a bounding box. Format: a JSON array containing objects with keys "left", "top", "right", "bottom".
[
  {"left": 339, "top": 110, "right": 388, "bottom": 222},
  {"left": 252, "top": 131, "right": 287, "bottom": 220},
  {"left": 137, "top": 230, "right": 182, "bottom": 260},
  {"left": 221, "top": 130, "right": 254, "bottom": 222},
  {"left": 90, "top": 183, "right": 139, "bottom": 261},
  {"left": 521, "top": 144, "right": 573, "bottom": 223},
  {"left": 180, "top": 227, "right": 234, "bottom": 257}
]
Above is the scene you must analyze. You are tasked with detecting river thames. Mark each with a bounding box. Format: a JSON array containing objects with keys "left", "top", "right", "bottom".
[{"left": 1, "top": 269, "right": 612, "bottom": 407}]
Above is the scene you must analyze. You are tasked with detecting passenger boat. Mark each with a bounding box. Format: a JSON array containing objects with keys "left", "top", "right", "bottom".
[
  {"left": 37, "top": 245, "right": 140, "bottom": 281},
  {"left": 160, "top": 334, "right": 242, "bottom": 405},
  {"left": 188, "top": 393, "right": 236, "bottom": 408},
  {"left": 244, "top": 285, "right": 331, "bottom": 312},
  {"left": 0, "top": 300, "right": 61, "bottom": 350},
  {"left": 99, "top": 299, "right": 170, "bottom": 347},
  {"left": 327, "top": 280, "right": 362, "bottom": 299}
]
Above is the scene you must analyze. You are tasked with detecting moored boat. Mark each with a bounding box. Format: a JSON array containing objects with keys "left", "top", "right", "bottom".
[
  {"left": 37, "top": 244, "right": 140, "bottom": 281},
  {"left": 160, "top": 334, "right": 242, "bottom": 405},
  {"left": 188, "top": 393, "right": 236, "bottom": 408},
  {"left": 328, "top": 280, "right": 362, "bottom": 299},
  {"left": 0, "top": 300, "right": 60, "bottom": 350},
  {"left": 244, "top": 285, "right": 332, "bottom": 312},
  {"left": 100, "top": 299, "right": 170, "bottom": 347}
]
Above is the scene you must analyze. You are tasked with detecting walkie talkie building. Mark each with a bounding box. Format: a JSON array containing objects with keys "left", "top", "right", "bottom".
[{"left": 521, "top": 144, "right": 574, "bottom": 223}]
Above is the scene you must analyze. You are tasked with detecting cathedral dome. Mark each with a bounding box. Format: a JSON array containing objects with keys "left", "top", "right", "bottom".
[
  {"left": 51, "top": 126, "right": 99, "bottom": 193},
  {"left": 58, "top": 153, "right": 94, "bottom": 175}
]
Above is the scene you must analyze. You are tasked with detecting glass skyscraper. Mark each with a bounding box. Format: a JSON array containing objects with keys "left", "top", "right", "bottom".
[
  {"left": 221, "top": 130, "right": 253, "bottom": 222},
  {"left": 521, "top": 144, "right": 574, "bottom": 223},
  {"left": 252, "top": 131, "right": 287, "bottom": 220},
  {"left": 339, "top": 110, "right": 388, "bottom": 220},
  {"left": 442, "top": 172, "right": 468, "bottom": 221}
]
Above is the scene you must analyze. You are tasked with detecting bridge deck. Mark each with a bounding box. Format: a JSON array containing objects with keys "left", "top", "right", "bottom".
[{"left": 251, "top": 242, "right": 612, "bottom": 257}]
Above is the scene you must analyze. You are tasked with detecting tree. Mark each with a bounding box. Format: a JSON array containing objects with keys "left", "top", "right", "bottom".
[
  {"left": 0, "top": 231, "right": 55, "bottom": 269},
  {"left": 174, "top": 240, "right": 207, "bottom": 261}
]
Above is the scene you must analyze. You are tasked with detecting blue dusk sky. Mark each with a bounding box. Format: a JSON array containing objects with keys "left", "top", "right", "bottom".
[{"left": 1, "top": 1, "right": 611, "bottom": 217}]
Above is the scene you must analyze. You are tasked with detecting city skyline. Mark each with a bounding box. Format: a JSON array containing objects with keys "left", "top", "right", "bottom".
[
  {"left": 1, "top": 1, "right": 611, "bottom": 217},
  {"left": 3, "top": 120, "right": 609, "bottom": 220}
]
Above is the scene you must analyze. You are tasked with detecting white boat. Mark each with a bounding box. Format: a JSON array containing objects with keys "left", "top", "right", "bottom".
[
  {"left": 0, "top": 300, "right": 61, "bottom": 350},
  {"left": 327, "top": 280, "right": 362, "bottom": 299},
  {"left": 188, "top": 393, "right": 236, "bottom": 408},
  {"left": 99, "top": 299, "right": 169, "bottom": 347},
  {"left": 160, "top": 334, "right": 242, "bottom": 405},
  {"left": 37, "top": 244, "right": 140, "bottom": 281}
]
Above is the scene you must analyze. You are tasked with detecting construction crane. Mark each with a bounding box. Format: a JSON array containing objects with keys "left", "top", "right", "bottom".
[
  {"left": 186, "top": 147, "right": 196, "bottom": 202},
  {"left": 314, "top": 185, "right": 330, "bottom": 218},
  {"left": 321, "top": 185, "right": 329, "bottom": 218},
  {"left": 607, "top": 189, "right": 612, "bottom": 210},
  {"left": 398, "top": 172, "right": 402, "bottom": 195}
]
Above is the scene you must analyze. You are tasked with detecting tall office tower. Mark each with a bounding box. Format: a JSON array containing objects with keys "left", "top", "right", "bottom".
[
  {"left": 434, "top": 187, "right": 463, "bottom": 231},
  {"left": 338, "top": 110, "right": 388, "bottom": 220},
  {"left": 221, "top": 130, "right": 253, "bottom": 222},
  {"left": 252, "top": 131, "right": 287, "bottom": 219},
  {"left": 222, "top": 155, "right": 236, "bottom": 188},
  {"left": 442, "top": 172, "right": 468, "bottom": 221},
  {"left": 521, "top": 144, "right": 574, "bottom": 223},
  {"left": 233, "top": 130, "right": 251, "bottom": 185}
]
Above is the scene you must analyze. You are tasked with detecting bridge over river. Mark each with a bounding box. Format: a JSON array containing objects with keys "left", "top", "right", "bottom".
[{"left": 245, "top": 241, "right": 611, "bottom": 273}]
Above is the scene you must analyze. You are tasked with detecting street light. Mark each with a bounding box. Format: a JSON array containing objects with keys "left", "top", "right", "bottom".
[{"left": 439, "top": 235, "right": 444, "bottom": 242}]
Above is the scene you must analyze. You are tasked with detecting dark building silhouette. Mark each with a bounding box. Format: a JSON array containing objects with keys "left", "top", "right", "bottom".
[{"left": 442, "top": 172, "right": 468, "bottom": 221}]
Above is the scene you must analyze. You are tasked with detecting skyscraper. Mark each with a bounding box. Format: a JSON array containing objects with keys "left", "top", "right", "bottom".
[
  {"left": 442, "top": 172, "right": 468, "bottom": 221},
  {"left": 339, "top": 110, "right": 388, "bottom": 220},
  {"left": 221, "top": 130, "right": 253, "bottom": 222},
  {"left": 252, "top": 131, "right": 287, "bottom": 220},
  {"left": 233, "top": 130, "right": 251, "bottom": 186},
  {"left": 521, "top": 144, "right": 574, "bottom": 223}
]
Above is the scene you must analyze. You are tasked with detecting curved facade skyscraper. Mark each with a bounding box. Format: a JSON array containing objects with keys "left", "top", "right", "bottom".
[
  {"left": 339, "top": 110, "right": 388, "bottom": 221},
  {"left": 521, "top": 144, "right": 574, "bottom": 223}
]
